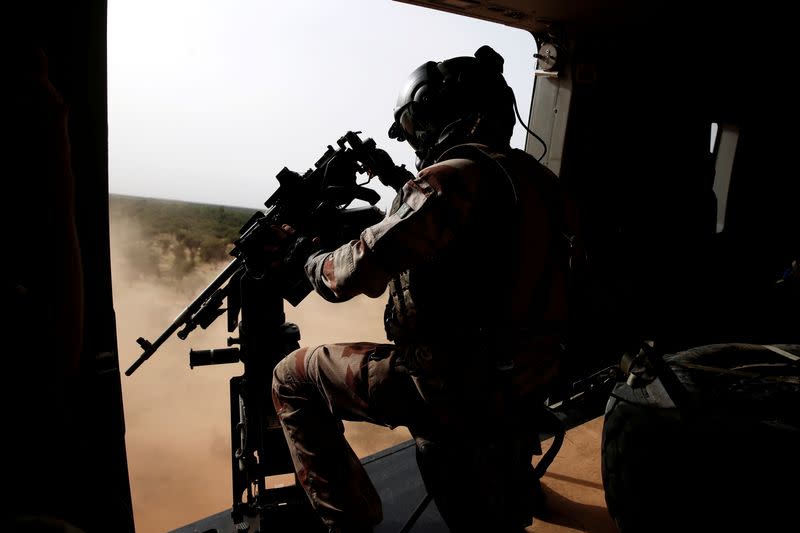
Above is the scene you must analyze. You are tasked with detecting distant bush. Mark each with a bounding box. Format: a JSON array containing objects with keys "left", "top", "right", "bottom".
[
  {"left": 199, "top": 236, "right": 232, "bottom": 263},
  {"left": 110, "top": 194, "right": 256, "bottom": 279}
]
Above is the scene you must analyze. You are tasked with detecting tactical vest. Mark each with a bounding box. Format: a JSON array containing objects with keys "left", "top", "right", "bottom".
[{"left": 383, "top": 144, "right": 572, "bottom": 347}]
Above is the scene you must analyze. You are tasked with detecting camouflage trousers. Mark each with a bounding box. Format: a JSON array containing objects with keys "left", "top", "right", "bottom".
[
  {"left": 271, "top": 342, "right": 433, "bottom": 531},
  {"left": 271, "top": 339, "right": 559, "bottom": 531}
]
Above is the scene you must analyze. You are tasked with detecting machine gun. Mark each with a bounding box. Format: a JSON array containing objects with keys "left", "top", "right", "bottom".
[{"left": 125, "top": 131, "right": 413, "bottom": 531}]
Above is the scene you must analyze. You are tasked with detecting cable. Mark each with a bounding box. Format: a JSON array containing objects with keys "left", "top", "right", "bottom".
[{"left": 510, "top": 88, "right": 548, "bottom": 162}]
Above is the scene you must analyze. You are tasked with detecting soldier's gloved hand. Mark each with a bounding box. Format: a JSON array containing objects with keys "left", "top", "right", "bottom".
[
  {"left": 283, "top": 234, "right": 322, "bottom": 273},
  {"left": 370, "top": 148, "right": 415, "bottom": 191},
  {"left": 263, "top": 224, "right": 320, "bottom": 272},
  {"left": 261, "top": 224, "right": 295, "bottom": 270}
]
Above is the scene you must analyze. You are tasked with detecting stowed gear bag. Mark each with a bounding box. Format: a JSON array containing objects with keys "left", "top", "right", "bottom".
[{"left": 602, "top": 343, "right": 800, "bottom": 533}]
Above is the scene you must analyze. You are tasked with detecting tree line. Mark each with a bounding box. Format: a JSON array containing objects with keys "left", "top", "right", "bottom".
[{"left": 110, "top": 194, "right": 256, "bottom": 279}]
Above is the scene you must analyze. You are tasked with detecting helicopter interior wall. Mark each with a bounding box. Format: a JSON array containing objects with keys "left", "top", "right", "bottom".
[
  {"left": 550, "top": 12, "right": 797, "bottom": 376},
  {"left": 10, "top": 2, "right": 136, "bottom": 532},
  {"left": 706, "top": 124, "right": 798, "bottom": 343}
]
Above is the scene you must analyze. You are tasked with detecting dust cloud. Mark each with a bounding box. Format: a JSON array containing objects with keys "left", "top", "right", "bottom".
[{"left": 111, "top": 215, "right": 411, "bottom": 533}]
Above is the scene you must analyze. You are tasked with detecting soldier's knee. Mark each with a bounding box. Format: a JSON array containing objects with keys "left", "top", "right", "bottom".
[
  {"left": 272, "top": 348, "right": 298, "bottom": 412},
  {"left": 273, "top": 346, "right": 318, "bottom": 388},
  {"left": 273, "top": 348, "right": 298, "bottom": 387},
  {"left": 272, "top": 346, "right": 319, "bottom": 412}
]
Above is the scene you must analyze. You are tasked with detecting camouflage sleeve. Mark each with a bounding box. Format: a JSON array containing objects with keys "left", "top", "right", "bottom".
[{"left": 304, "top": 158, "right": 482, "bottom": 302}]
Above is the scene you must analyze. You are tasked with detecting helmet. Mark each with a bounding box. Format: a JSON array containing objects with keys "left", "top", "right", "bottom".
[{"left": 388, "top": 45, "right": 516, "bottom": 170}]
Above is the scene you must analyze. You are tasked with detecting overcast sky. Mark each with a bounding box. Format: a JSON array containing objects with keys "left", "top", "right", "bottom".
[{"left": 108, "top": 0, "right": 536, "bottom": 211}]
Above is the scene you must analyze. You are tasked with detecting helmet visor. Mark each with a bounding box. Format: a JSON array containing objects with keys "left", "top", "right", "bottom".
[{"left": 397, "top": 105, "right": 420, "bottom": 150}]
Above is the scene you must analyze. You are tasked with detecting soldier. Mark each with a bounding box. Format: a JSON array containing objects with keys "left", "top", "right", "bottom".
[{"left": 272, "top": 45, "right": 570, "bottom": 533}]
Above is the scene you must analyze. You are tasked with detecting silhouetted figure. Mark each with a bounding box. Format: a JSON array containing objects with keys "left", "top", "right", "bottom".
[{"left": 272, "top": 46, "right": 572, "bottom": 533}]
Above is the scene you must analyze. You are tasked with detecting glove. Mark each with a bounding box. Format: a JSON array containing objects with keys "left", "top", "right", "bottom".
[{"left": 282, "top": 233, "right": 321, "bottom": 273}]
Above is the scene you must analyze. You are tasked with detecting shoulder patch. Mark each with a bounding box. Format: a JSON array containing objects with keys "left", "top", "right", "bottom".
[{"left": 395, "top": 203, "right": 413, "bottom": 219}]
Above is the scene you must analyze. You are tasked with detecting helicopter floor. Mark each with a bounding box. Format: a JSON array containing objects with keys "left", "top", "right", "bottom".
[{"left": 171, "top": 416, "right": 615, "bottom": 533}]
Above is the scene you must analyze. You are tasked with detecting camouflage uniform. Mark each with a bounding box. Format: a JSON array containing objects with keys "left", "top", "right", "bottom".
[{"left": 272, "top": 145, "right": 565, "bottom": 531}]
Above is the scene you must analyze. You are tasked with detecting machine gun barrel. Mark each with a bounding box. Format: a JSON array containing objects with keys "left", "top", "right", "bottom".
[{"left": 125, "top": 259, "right": 243, "bottom": 376}]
